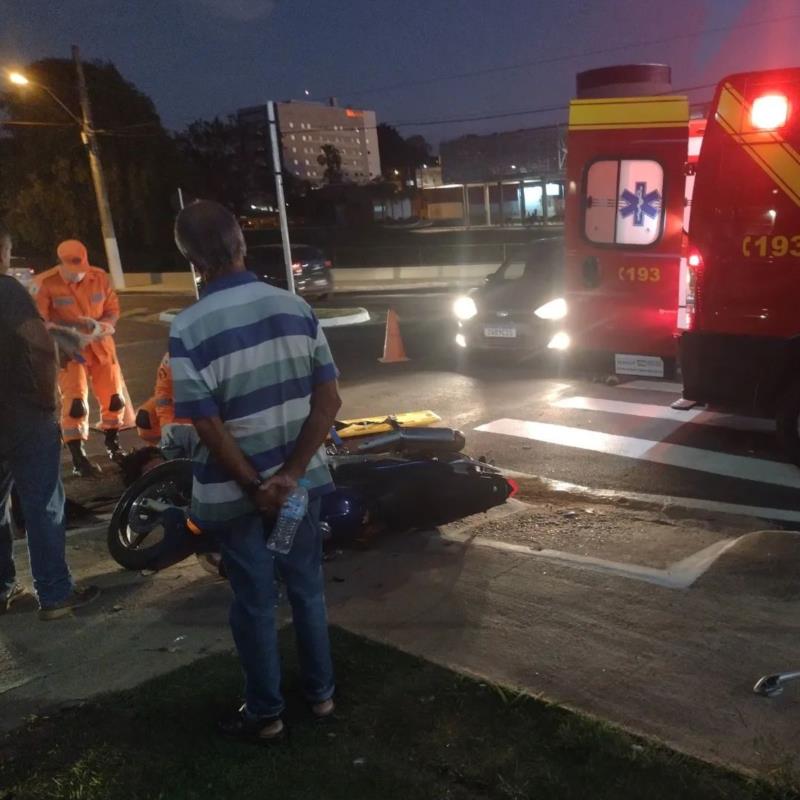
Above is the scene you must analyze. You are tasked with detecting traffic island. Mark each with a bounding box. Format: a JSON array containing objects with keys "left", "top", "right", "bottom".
[
  {"left": 157, "top": 306, "right": 370, "bottom": 327},
  {"left": 0, "top": 628, "right": 783, "bottom": 800}
]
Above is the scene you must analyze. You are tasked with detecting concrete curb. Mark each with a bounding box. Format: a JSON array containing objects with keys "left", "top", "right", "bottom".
[
  {"left": 319, "top": 308, "right": 370, "bottom": 327},
  {"left": 157, "top": 308, "right": 371, "bottom": 327}
]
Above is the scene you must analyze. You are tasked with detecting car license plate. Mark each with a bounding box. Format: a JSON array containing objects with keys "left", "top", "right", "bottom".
[{"left": 484, "top": 325, "right": 516, "bottom": 338}]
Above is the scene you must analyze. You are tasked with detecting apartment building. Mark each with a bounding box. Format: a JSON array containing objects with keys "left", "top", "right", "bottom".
[{"left": 238, "top": 98, "right": 381, "bottom": 187}]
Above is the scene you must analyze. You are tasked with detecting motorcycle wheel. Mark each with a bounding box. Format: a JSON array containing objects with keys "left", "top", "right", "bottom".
[{"left": 107, "top": 459, "right": 193, "bottom": 571}]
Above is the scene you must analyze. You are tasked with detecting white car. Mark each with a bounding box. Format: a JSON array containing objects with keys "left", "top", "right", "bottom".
[{"left": 8, "top": 258, "right": 35, "bottom": 290}]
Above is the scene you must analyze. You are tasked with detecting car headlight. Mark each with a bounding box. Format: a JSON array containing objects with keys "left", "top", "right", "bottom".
[
  {"left": 453, "top": 296, "right": 477, "bottom": 321},
  {"left": 547, "top": 331, "right": 571, "bottom": 351},
  {"left": 534, "top": 298, "right": 567, "bottom": 320}
]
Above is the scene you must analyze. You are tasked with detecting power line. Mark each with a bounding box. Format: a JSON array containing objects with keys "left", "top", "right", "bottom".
[
  {"left": 338, "top": 11, "right": 800, "bottom": 98},
  {"left": 266, "top": 81, "right": 715, "bottom": 137}
]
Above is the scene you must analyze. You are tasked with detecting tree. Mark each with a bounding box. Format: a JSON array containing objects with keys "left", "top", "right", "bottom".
[
  {"left": 175, "top": 115, "right": 248, "bottom": 213},
  {"left": 376, "top": 124, "right": 432, "bottom": 182},
  {"left": 317, "top": 144, "right": 343, "bottom": 184},
  {"left": 0, "top": 58, "right": 178, "bottom": 264}
]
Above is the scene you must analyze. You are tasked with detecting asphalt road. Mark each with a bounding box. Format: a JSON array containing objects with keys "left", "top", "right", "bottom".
[{"left": 116, "top": 289, "right": 800, "bottom": 519}]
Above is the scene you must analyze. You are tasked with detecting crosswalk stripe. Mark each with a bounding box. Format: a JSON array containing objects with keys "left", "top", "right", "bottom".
[
  {"left": 618, "top": 380, "right": 683, "bottom": 394},
  {"left": 474, "top": 418, "right": 800, "bottom": 488},
  {"left": 552, "top": 397, "right": 774, "bottom": 433}
]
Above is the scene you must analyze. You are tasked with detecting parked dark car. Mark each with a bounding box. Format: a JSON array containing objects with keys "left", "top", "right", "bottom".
[
  {"left": 453, "top": 237, "right": 566, "bottom": 354},
  {"left": 246, "top": 243, "right": 334, "bottom": 300}
]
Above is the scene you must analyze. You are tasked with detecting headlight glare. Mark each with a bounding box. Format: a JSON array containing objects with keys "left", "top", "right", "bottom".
[
  {"left": 453, "top": 296, "right": 478, "bottom": 321},
  {"left": 534, "top": 298, "right": 567, "bottom": 320}
]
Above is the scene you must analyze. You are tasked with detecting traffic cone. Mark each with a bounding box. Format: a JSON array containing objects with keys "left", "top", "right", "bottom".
[{"left": 379, "top": 309, "right": 410, "bottom": 363}]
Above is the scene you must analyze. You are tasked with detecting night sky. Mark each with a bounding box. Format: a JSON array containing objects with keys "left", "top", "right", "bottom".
[{"left": 1, "top": 0, "right": 798, "bottom": 147}]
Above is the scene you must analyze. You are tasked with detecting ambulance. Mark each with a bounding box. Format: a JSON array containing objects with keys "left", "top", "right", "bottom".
[
  {"left": 679, "top": 68, "right": 800, "bottom": 463},
  {"left": 561, "top": 64, "right": 692, "bottom": 379}
]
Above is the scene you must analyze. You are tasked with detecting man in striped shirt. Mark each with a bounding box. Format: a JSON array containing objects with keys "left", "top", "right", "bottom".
[{"left": 170, "top": 201, "right": 341, "bottom": 742}]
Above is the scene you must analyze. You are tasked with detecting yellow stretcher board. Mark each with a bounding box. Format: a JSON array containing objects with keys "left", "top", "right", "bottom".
[{"left": 333, "top": 410, "right": 441, "bottom": 439}]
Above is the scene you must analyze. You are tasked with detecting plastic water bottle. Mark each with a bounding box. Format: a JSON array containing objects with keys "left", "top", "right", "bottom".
[{"left": 266, "top": 479, "right": 310, "bottom": 554}]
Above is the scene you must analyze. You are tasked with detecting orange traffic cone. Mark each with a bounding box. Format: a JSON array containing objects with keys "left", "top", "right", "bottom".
[{"left": 379, "top": 309, "right": 410, "bottom": 363}]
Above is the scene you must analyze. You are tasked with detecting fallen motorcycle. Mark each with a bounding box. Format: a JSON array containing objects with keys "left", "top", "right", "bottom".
[{"left": 107, "top": 425, "right": 516, "bottom": 573}]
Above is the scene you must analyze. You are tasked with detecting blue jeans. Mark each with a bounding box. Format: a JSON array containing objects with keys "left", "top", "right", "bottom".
[
  {"left": 0, "top": 408, "right": 72, "bottom": 605},
  {"left": 216, "top": 499, "right": 334, "bottom": 718}
]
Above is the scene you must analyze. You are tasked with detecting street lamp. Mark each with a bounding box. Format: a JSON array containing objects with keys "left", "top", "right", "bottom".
[
  {"left": 6, "top": 70, "right": 82, "bottom": 125},
  {"left": 4, "top": 54, "right": 125, "bottom": 290}
]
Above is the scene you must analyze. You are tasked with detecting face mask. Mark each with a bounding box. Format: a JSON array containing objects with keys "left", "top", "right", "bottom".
[{"left": 59, "top": 265, "right": 86, "bottom": 283}]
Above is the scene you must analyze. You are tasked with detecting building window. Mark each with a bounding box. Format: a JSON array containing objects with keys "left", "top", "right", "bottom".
[
  {"left": 305, "top": 159, "right": 310, "bottom": 165},
  {"left": 584, "top": 159, "right": 664, "bottom": 246},
  {"left": 294, "top": 159, "right": 299, "bottom": 165},
  {"left": 289, "top": 122, "right": 294, "bottom": 128}
]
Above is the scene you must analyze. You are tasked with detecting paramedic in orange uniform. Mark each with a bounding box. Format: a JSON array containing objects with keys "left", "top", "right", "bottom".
[
  {"left": 31, "top": 240, "right": 126, "bottom": 477},
  {"left": 135, "top": 353, "right": 197, "bottom": 459}
]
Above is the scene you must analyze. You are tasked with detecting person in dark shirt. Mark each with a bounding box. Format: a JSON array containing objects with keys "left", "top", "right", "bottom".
[{"left": 0, "top": 224, "right": 99, "bottom": 619}]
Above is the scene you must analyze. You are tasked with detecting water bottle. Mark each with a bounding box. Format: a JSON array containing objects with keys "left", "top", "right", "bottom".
[{"left": 266, "top": 479, "right": 310, "bottom": 554}]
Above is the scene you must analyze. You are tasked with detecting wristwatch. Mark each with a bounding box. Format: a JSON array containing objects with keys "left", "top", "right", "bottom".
[{"left": 244, "top": 477, "right": 264, "bottom": 498}]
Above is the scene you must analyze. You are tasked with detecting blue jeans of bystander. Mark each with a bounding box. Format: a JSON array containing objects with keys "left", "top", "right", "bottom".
[
  {"left": 216, "top": 499, "right": 335, "bottom": 718},
  {"left": 0, "top": 407, "right": 73, "bottom": 606}
]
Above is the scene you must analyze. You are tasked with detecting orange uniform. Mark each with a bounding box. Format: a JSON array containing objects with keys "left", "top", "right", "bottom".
[
  {"left": 135, "top": 397, "right": 161, "bottom": 444},
  {"left": 154, "top": 353, "right": 191, "bottom": 430},
  {"left": 31, "top": 242, "right": 125, "bottom": 443},
  {"left": 136, "top": 354, "right": 191, "bottom": 445}
]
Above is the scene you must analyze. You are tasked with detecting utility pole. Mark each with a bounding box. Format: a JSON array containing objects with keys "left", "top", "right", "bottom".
[
  {"left": 267, "top": 100, "right": 295, "bottom": 294},
  {"left": 72, "top": 45, "right": 125, "bottom": 290},
  {"left": 177, "top": 188, "right": 200, "bottom": 299}
]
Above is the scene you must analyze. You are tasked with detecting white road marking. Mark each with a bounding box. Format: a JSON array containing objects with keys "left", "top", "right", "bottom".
[
  {"left": 552, "top": 396, "right": 774, "bottom": 433},
  {"left": 441, "top": 528, "right": 760, "bottom": 590},
  {"left": 501, "top": 469, "right": 800, "bottom": 524},
  {"left": 475, "top": 418, "right": 800, "bottom": 488},
  {"left": 618, "top": 380, "right": 683, "bottom": 394}
]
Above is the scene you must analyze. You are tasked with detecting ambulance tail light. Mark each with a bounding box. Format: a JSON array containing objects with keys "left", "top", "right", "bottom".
[
  {"left": 686, "top": 248, "right": 704, "bottom": 330},
  {"left": 751, "top": 94, "right": 789, "bottom": 130}
]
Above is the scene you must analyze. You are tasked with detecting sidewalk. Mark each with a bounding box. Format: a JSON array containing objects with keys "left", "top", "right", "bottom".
[{"left": 2, "top": 495, "right": 799, "bottom": 776}]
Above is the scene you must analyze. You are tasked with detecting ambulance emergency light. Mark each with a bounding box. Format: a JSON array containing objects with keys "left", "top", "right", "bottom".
[{"left": 751, "top": 94, "right": 789, "bottom": 130}]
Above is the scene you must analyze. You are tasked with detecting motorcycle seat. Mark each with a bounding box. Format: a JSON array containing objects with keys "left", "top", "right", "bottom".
[{"left": 356, "top": 427, "right": 466, "bottom": 455}]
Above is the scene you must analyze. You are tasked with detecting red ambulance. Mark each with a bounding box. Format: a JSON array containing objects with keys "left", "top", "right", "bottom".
[
  {"left": 679, "top": 68, "right": 800, "bottom": 463},
  {"left": 562, "top": 64, "right": 691, "bottom": 379}
]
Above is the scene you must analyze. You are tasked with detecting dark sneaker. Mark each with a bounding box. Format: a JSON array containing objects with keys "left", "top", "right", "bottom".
[
  {"left": 39, "top": 585, "right": 100, "bottom": 621},
  {"left": 67, "top": 441, "right": 103, "bottom": 478},
  {"left": 104, "top": 429, "right": 123, "bottom": 460},
  {"left": 218, "top": 705, "right": 284, "bottom": 743},
  {"left": 0, "top": 583, "right": 27, "bottom": 614},
  {"left": 311, "top": 698, "right": 335, "bottom": 720},
  {"left": 72, "top": 458, "right": 103, "bottom": 478}
]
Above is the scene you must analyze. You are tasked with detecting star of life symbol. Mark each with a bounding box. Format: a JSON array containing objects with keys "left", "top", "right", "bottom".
[{"left": 619, "top": 181, "right": 661, "bottom": 226}]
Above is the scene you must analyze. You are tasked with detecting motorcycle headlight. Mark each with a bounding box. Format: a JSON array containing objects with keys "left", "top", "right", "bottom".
[
  {"left": 453, "top": 295, "right": 478, "bottom": 321},
  {"left": 534, "top": 297, "right": 567, "bottom": 320}
]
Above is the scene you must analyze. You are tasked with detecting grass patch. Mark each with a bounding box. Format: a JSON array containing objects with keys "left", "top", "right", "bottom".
[{"left": 0, "top": 627, "right": 793, "bottom": 800}]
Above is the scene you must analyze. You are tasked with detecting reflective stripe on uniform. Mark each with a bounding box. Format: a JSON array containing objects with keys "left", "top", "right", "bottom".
[{"left": 53, "top": 296, "right": 75, "bottom": 307}]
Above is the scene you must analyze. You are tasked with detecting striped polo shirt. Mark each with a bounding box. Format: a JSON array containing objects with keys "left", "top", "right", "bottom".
[{"left": 169, "top": 271, "right": 337, "bottom": 528}]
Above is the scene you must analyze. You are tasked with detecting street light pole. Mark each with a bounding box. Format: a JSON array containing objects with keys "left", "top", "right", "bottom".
[
  {"left": 267, "top": 100, "right": 295, "bottom": 294},
  {"left": 71, "top": 45, "right": 125, "bottom": 290}
]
